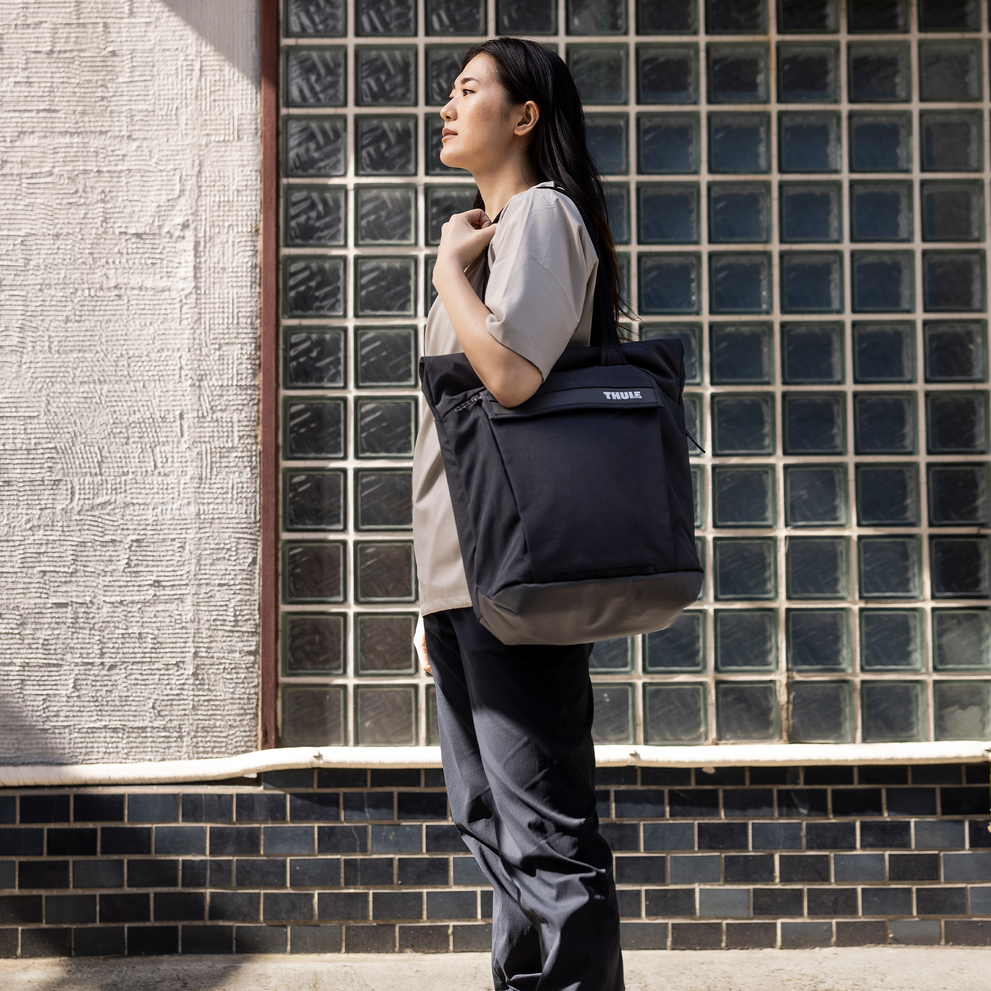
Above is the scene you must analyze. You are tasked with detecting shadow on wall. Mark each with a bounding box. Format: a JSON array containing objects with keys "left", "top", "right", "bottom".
[{"left": 160, "top": 0, "right": 260, "bottom": 82}]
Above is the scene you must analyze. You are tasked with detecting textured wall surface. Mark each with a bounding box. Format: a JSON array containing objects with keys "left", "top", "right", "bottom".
[{"left": 0, "top": 1, "right": 262, "bottom": 763}]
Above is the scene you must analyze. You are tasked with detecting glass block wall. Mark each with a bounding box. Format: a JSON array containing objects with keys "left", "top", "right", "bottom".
[{"left": 277, "top": 0, "right": 991, "bottom": 749}]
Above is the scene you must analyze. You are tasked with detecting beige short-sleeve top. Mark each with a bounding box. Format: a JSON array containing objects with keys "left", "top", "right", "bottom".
[{"left": 412, "top": 181, "right": 599, "bottom": 615}]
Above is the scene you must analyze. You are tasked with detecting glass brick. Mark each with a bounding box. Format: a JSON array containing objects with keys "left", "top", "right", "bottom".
[
  {"left": 712, "top": 394, "right": 774, "bottom": 455},
  {"left": 587, "top": 114, "right": 628, "bottom": 174},
  {"left": 644, "top": 685, "right": 707, "bottom": 744},
  {"left": 591, "top": 685, "right": 633, "bottom": 744},
  {"left": 355, "top": 186, "right": 415, "bottom": 245},
  {"left": 356, "top": 46, "right": 416, "bottom": 104},
  {"left": 926, "top": 392, "right": 989, "bottom": 453},
  {"left": 933, "top": 609, "right": 991, "bottom": 670},
  {"left": 858, "top": 537, "right": 921, "bottom": 599},
  {"left": 284, "top": 329, "right": 345, "bottom": 388},
  {"left": 636, "top": 45, "right": 698, "bottom": 104},
  {"left": 920, "top": 112, "right": 983, "bottom": 172},
  {"left": 285, "top": 399, "right": 346, "bottom": 459},
  {"left": 708, "top": 184, "right": 769, "bottom": 243},
  {"left": 426, "top": 186, "right": 476, "bottom": 246},
  {"left": 282, "top": 686, "right": 345, "bottom": 747},
  {"left": 850, "top": 182, "right": 911, "bottom": 243},
  {"left": 848, "top": 44, "right": 910, "bottom": 103},
  {"left": 285, "top": 186, "right": 345, "bottom": 246},
  {"left": 779, "top": 112, "right": 841, "bottom": 173},
  {"left": 787, "top": 609, "right": 849, "bottom": 670},
  {"left": 644, "top": 611, "right": 705, "bottom": 672},
  {"left": 638, "top": 114, "right": 698, "bottom": 173},
  {"left": 706, "top": 0, "right": 766, "bottom": 34},
  {"left": 778, "top": 0, "right": 838, "bottom": 31},
  {"left": 356, "top": 0, "right": 414, "bottom": 34},
  {"left": 935, "top": 682, "right": 991, "bottom": 741},
  {"left": 778, "top": 43, "right": 839, "bottom": 103},
  {"left": 356, "top": 469, "right": 413, "bottom": 530},
  {"left": 286, "top": 0, "right": 346, "bottom": 36},
  {"left": 710, "top": 323, "right": 772, "bottom": 383},
  {"left": 284, "top": 116, "right": 347, "bottom": 177},
  {"left": 357, "top": 115, "right": 417, "bottom": 175},
  {"left": 709, "top": 113, "right": 770, "bottom": 173},
  {"left": 849, "top": 113, "right": 911, "bottom": 172},
  {"left": 918, "top": 0, "right": 979, "bottom": 30},
  {"left": 921, "top": 184, "right": 984, "bottom": 244},
  {"left": 355, "top": 542, "right": 416, "bottom": 602},
  {"left": 283, "top": 614, "right": 346, "bottom": 675},
  {"left": 919, "top": 41, "right": 981, "bottom": 103},
  {"left": 861, "top": 610, "right": 922, "bottom": 671},
  {"left": 931, "top": 537, "right": 991, "bottom": 598},
  {"left": 355, "top": 397, "right": 416, "bottom": 457},
  {"left": 862, "top": 682, "right": 924, "bottom": 744},
  {"left": 356, "top": 614, "right": 416, "bottom": 674},
  {"left": 780, "top": 184, "right": 841, "bottom": 244},
  {"left": 928, "top": 464, "right": 989, "bottom": 526},
  {"left": 425, "top": 116, "right": 469, "bottom": 176},
  {"left": 284, "top": 470, "right": 345, "bottom": 531},
  {"left": 923, "top": 252, "right": 986, "bottom": 312},
  {"left": 851, "top": 252, "right": 914, "bottom": 313},
  {"left": 684, "top": 393, "right": 704, "bottom": 456},
  {"left": 603, "top": 184, "right": 631, "bottom": 244},
  {"left": 716, "top": 683, "right": 779, "bottom": 742},
  {"left": 567, "top": 45, "right": 628, "bottom": 104},
  {"left": 782, "top": 324, "right": 843, "bottom": 384},
  {"left": 638, "top": 253, "right": 700, "bottom": 313},
  {"left": 356, "top": 327, "right": 416, "bottom": 386},
  {"left": 589, "top": 637, "right": 634, "bottom": 672},
  {"left": 783, "top": 393, "right": 845, "bottom": 454},
  {"left": 715, "top": 610, "right": 777, "bottom": 670},
  {"left": 709, "top": 253, "right": 771, "bottom": 314},
  {"left": 848, "top": 0, "right": 908, "bottom": 32},
  {"left": 780, "top": 253, "right": 843, "bottom": 313},
  {"left": 426, "top": 0, "right": 483, "bottom": 35},
  {"left": 355, "top": 257, "right": 416, "bottom": 316},
  {"left": 856, "top": 465, "right": 919, "bottom": 526},
  {"left": 787, "top": 537, "right": 848, "bottom": 600},
  {"left": 785, "top": 465, "right": 847, "bottom": 526},
  {"left": 425, "top": 256, "right": 438, "bottom": 310},
  {"left": 568, "top": 0, "right": 626, "bottom": 34},
  {"left": 637, "top": 0, "right": 697, "bottom": 33},
  {"left": 853, "top": 322, "right": 914, "bottom": 382},
  {"left": 713, "top": 465, "right": 775, "bottom": 527},
  {"left": 283, "top": 257, "right": 345, "bottom": 317},
  {"left": 790, "top": 682, "right": 853, "bottom": 743},
  {"left": 425, "top": 46, "right": 466, "bottom": 104},
  {"left": 691, "top": 465, "right": 705, "bottom": 526},
  {"left": 641, "top": 323, "right": 701, "bottom": 383},
  {"left": 284, "top": 541, "right": 345, "bottom": 603},
  {"left": 355, "top": 686, "right": 416, "bottom": 745},
  {"left": 707, "top": 44, "right": 769, "bottom": 104},
  {"left": 426, "top": 684, "right": 439, "bottom": 745},
  {"left": 497, "top": 0, "right": 556, "bottom": 34},
  {"left": 285, "top": 47, "right": 346, "bottom": 106},
  {"left": 714, "top": 538, "right": 776, "bottom": 600}
]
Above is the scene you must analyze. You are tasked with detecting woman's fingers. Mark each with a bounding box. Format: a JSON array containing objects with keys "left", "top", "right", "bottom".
[
  {"left": 437, "top": 212, "right": 499, "bottom": 271},
  {"left": 414, "top": 615, "right": 432, "bottom": 676}
]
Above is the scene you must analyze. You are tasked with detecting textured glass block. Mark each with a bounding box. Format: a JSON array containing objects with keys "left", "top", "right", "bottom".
[
  {"left": 709, "top": 113, "right": 770, "bottom": 173},
  {"left": 848, "top": 0, "right": 908, "bottom": 32},
  {"left": 355, "top": 257, "right": 415, "bottom": 316},
  {"left": 713, "top": 466, "right": 775, "bottom": 527},
  {"left": 285, "top": 399, "right": 345, "bottom": 459},
  {"left": 706, "top": 0, "right": 766, "bottom": 34},
  {"left": 862, "top": 682, "right": 924, "bottom": 744},
  {"left": 356, "top": 469, "right": 413, "bottom": 529},
  {"left": 935, "top": 682, "right": 991, "bottom": 741},
  {"left": 497, "top": 0, "right": 556, "bottom": 34},
  {"left": 591, "top": 685, "right": 633, "bottom": 744},
  {"left": 355, "top": 542, "right": 416, "bottom": 602},
  {"left": 920, "top": 112, "right": 982, "bottom": 172},
  {"left": 357, "top": 327, "right": 416, "bottom": 387},
  {"left": 716, "top": 683, "right": 779, "bottom": 742},
  {"left": 850, "top": 182, "right": 911, "bottom": 242},
  {"left": 790, "top": 683, "right": 853, "bottom": 743},
  {"left": 285, "top": 47, "right": 346, "bottom": 106},
  {"left": 641, "top": 324, "right": 701, "bottom": 383},
  {"left": 848, "top": 44, "right": 910, "bottom": 103},
  {"left": 707, "top": 44, "right": 769, "bottom": 104},
  {"left": 425, "top": 186, "right": 476, "bottom": 246},
  {"left": 285, "top": 329, "right": 345, "bottom": 388},
  {"left": 715, "top": 610, "right": 776, "bottom": 670},
  {"left": 284, "top": 470, "right": 345, "bottom": 531},
  {"left": 783, "top": 393, "right": 844, "bottom": 454},
  {"left": 356, "top": 614, "right": 415, "bottom": 674},
  {"left": 356, "top": 186, "right": 415, "bottom": 245},
  {"left": 567, "top": 45, "right": 628, "bottom": 104},
  {"left": 638, "top": 253, "right": 700, "bottom": 313},
  {"left": 644, "top": 685, "right": 707, "bottom": 744},
  {"left": 426, "top": 684, "right": 440, "bottom": 745},
  {"left": 785, "top": 466, "right": 846, "bottom": 526},
  {"left": 636, "top": 45, "right": 698, "bottom": 104},
  {"left": 357, "top": 116, "right": 417, "bottom": 175},
  {"left": 568, "top": 0, "right": 626, "bottom": 34},
  {"left": 589, "top": 637, "right": 633, "bottom": 672},
  {"left": 710, "top": 323, "right": 772, "bottom": 384},
  {"left": 587, "top": 115, "right": 628, "bottom": 175},
  {"left": 919, "top": 42, "right": 981, "bottom": 102},
  {"left": 778, "top": 44, "right": 839, "bottom": 103},
  {"left": 284, "top": 541, "right": 345, "bottom": 603},
  {"left": 933, "top": 609, "right": 991, "bottom": 670},
  {"left": 356, "top": 686, "right": 416, "bottom": 745},
  {"left": 356, "top": 47, "right": 416, "bottom": 104},
  {"left": 708, "top": 184, "right": 770, "bottom": 243},
  {"left": 856, "top": 465, "right": 919, "bottom": 526},
  {"left": 928, "top": 465, "right": 989, "bottom": 526},
  {"left": 786, "top": 609, "right": 849, "bottom": 670},
  {"left": 284, "top": 116, "right": 347, "bottom": 177},
  {"left": 921, "top": 184, "right": 983, "bottom": 244},
  {"left": 638, "top": 114, "right": 698, "bottom": 173},
  {"left": 357, "top": 0, "right": 414, "bottom": 34},
  {"left": 849, "top": 113, "right": 911, "bottom": 172},
  {"left": 283, "top": 614, "right": 346, "bottom": 675},
  {"left": 787, "top": 538, "right": 847, "bottom": 600},
  {"left": 637, "top": 0, "right": 697, "bottom": 33},
  {"left": 851, "top": 252, "right": 914, "bottom": 313},
  {"left": 425, "top": 256, "right": 438, "bottom": 310},
  {"left": 356, "top": 398, "right": 416, "bottom": 457},
  {"left": 858, "top": 537, "right": 921, "bottom": 599},
  {"left": 709, "top": 253, "right": 771, "bottom": 314},
  {"left": 931, "top": 537, "right": 990, "bottom": 598},
  {"left": 282, "top": 686, "right": 345, "bottom": 747},
  {"left": 853, "top": 323, "right": 914, "bottom": 382},
  {"left": 780, "top": 253, "right": 843, "bottom": 314},
  {"left": 712, "top": 394, "right": 774, "bottom": 455},
  {"left": 779, "top": 113, "right": 841, "bottom": 173},
  {"left": 284, "top": 257, "right": 345, "bottom": 317},
  {"left": 425, "top": 116, "right": 469, "bottom": 176},
  {"left": 918, "top": 0, "right": 979, "bottom": 30},
  {"left": 603, "top": 184, "right": 630, "bottom": 244},
  {"left": 927, "top": 392, "right": 988, "bottom": 453},
  {"left": 778, "top": 0, "right": 838, "bottom": 31},
  {"left": 714, "top": 538, "right": 776, "bottom": 599},
  {"left": 923, "top": 252, "right": 986, "bottom": 313},
  {"left": 782, "top": 324, "right": 843, "bottom": 384},
  {"left": 644, "top": 611, "right": 705, "bottom": 672},
  {"left": 684, "top": 394, "right": 704, "bottom": 456},
  {"left": 426, "top": 0, "right": 483, "bottom": 35},
  {"left": 861, "top": 610, "right": 922, "bottom": 671},
  {"left": 425, "top": 46, "right": 465, "bottom": 104},
  {"left": 286, "top": 186, "right": 345, "bottom": 246},
  {"left": 286, "top": 0, "right": 346, "bottom": 36},
  {"left": 780, "top": 184, "right": 841, "bottom": 244},
  {"left": 691, "top": 465, "right": 705, "bottom": 526}
]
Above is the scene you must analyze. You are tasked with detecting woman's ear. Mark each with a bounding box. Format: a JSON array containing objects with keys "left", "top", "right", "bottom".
[{"left": 514, "top": 100, "right": 540, "bottom": 137}]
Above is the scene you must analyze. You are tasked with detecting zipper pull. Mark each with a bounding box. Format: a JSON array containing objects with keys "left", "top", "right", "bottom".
[{"left": 454, "top": 393, "right": 484, "bottom": 412}]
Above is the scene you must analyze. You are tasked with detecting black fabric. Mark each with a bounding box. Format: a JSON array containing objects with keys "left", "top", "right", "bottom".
[{"left": 424, "top": 606, "right": 624, "bottom": 991}]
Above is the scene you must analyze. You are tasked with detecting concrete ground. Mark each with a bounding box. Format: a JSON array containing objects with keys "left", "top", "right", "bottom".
[{"left": 1, "top": 949, "right": 991, "bottom": 991}]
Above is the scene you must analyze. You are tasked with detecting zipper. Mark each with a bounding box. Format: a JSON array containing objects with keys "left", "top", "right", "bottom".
[{"left": 454, "top": 393, "right": 484, "bottom": 412}]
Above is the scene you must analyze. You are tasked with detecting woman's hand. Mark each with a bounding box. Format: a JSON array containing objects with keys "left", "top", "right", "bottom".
[
  {"left": 434, "top": 209, "right": 498, "bottom": 283},
  {"left": 414, "top": 615, "right": 432, "bottom": 676}
]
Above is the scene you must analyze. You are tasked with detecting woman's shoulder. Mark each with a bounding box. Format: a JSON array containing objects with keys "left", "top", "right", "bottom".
[
  {"left": 497, "top": 183, "right": 590, "bottom": 252},
  {"left": 504, "top": 182, "right": 582, "bottom": 223}
]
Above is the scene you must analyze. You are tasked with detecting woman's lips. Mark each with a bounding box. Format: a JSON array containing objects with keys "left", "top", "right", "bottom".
[{"left": 441, "top": 129, "right": 456, "bottom": 141}]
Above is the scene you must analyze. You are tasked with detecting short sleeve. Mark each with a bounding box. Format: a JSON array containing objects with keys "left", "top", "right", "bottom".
[{"left": 483, "top": 187, "right": 598, "bottom": 380}]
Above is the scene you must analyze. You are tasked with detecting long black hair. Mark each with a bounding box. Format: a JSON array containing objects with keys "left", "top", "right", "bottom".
[{"left": 459, "top": 38, "right": 629, "bottom": 322}]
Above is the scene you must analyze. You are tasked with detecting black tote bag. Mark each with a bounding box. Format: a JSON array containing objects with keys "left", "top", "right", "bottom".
[{"left": 420, "top": 191, "right": 703, "bottom": 644}]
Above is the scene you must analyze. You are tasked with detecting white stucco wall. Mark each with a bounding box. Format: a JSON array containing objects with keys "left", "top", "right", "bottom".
[{"left": 0, "top": 1, "right": 262, "bottom": 762}]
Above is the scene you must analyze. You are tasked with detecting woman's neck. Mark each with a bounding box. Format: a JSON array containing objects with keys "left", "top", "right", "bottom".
[{"left": 474, "top": 162, "right": 540, "bottom": 220}]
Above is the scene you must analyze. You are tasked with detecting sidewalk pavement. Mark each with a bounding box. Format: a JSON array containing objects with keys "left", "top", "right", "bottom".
[{"left": 2, "top": 948, "right": 991, "bottom": 991}]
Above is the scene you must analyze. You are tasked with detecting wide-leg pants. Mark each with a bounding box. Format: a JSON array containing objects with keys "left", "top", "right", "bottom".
[{"left": 423, "top": 607, "right": 624, "bottom": 991}]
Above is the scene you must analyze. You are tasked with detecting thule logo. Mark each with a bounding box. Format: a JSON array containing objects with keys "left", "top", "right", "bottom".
[{"left": 602, "top": 390, "right": 642, "bottom": 400}]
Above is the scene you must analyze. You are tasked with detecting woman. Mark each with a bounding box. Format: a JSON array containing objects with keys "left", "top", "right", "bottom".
[{"left": 412, "top": 38, "right": 625, "bottom": 991}]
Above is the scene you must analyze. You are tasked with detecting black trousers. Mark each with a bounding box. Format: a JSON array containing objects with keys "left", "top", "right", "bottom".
[{"left": 423, "top": 607, "right": 624, "bottom": 991}]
